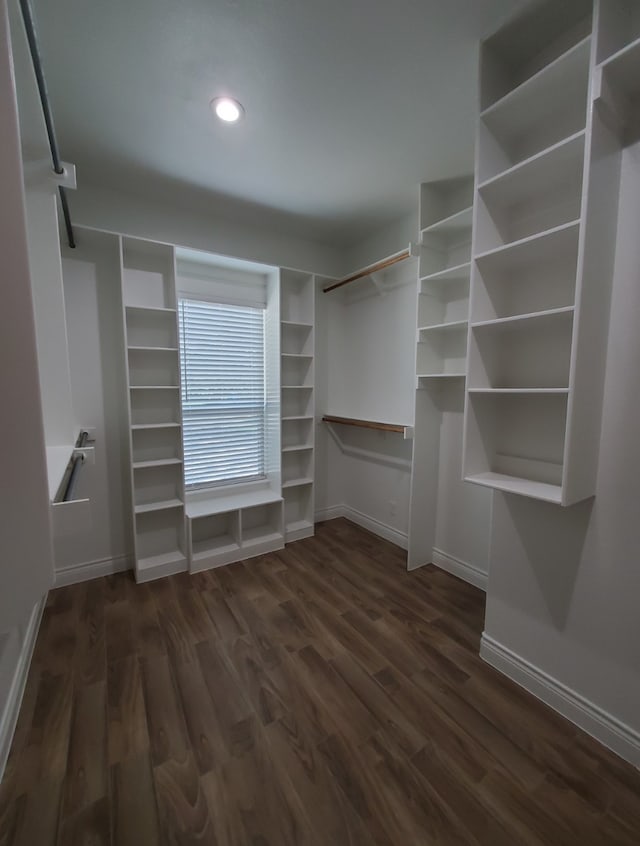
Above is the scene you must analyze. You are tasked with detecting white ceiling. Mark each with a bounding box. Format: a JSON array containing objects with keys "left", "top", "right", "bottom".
[{"left": 31, "top": 0, "right": 528, "bottom": 247}]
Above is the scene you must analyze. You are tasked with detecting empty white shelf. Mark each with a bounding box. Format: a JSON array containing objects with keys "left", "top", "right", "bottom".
[
  {"left": 481, "top": 36, "right": 591, "bottom": 122},
  {"left": 131, "top": 422, "right": 181, "bottom": 430},
  {"left": 465, "top": 471, "right": 562, "bottom": 504},
  {"left": 129, "top": 385, "right": 180, "bottom": 390},
  {"left": 281, "top": 444, "right": 313, "bottom": 453},
  {"left": 132, "top": 458, "right": 183, "bottom": 469},
  {"left": 282, "top": 477, "right": 314, "bottom": 489},
  {"left": 134, "top": 498, "right": 183, "bottom": 515},
  {"left": 472, "top": 306, "right": 575, "bottom": 332},
  {"left": 186, "top": 489, "right": 282, "bottom": 519},
  {"left": 137, "top": 549, "right": 186, "bottom": 572},
  {"left": 599, "top": 35, "right": 640, "bottom": 98},
  {"left": 127, "top": 345, "right": 179, "bottom": 352},
  {"left": 421, "top": 206, "right": 473, "bottom": 237},
  {"left": 468, "top": 388, "right": 569, "bottom": 395},
  {"left": 420, "top": 262, "right": 471, "bottom": 285},
  {"left": 476, "top": 220, "right": 582, "bottom": 263},
  {"left": 125, "top": 305, "right": 176, "bottom": 315},
  {"left": 419, "top": 320, "right": 468, "bottom": 334}
]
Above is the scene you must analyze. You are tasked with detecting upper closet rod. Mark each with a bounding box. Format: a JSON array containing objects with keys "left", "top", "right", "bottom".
[
  {"left": 322, "top": 246, "right": 413, "bottom": 293},
  {"left": 18, "top": 0, "right": 75, "bottom": 248}
]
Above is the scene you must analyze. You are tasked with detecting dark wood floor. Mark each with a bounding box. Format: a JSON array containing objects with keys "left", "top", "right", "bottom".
[{"left": 1, "top": 518, "right": 639, "bottom": 845}]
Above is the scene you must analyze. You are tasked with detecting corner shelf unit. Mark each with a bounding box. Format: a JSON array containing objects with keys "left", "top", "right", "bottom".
[
  {"left": 463, "top": 0, "right": 621, "bottom": 506},
  {"left": 120, "top": 237, "right": 187, "bottom": 581},
  {"left": 280, "top": 269, "right": 316, "bottom": 542}
]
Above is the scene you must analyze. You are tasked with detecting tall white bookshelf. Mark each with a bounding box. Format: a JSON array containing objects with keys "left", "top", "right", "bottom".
[
  {"left": 280, "top": 269, "right": 315, "bottom": 542},
  {"left": 463, "top": 0, "right": 622, "bottom": 506},
  {"left": 120, "top": 237, "right": 187, "bottom": 581},
  {"left": 408, "top": 176, "right": 481, "bottom": 571}
]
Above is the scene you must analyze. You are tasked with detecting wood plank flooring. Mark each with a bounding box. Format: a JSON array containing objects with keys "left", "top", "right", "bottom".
[{"left": 1, "top": 518, "right": 639, "bottom": 845}]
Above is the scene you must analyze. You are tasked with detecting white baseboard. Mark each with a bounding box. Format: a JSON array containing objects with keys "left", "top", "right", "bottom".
[
  {"left": 431, "top": 548, "right": 488, "bottom": 591},
  {"left": 54, "top": 553, "right": 131, "bottom": 587},
  {"left": 315, "top": 504, "right": 408, "bottom": 550},
  {"left": 481, "top": 634, "right": 640, "bottom": 770},
  {"left": 315, "top": 505, "right": 346, "bottom": 523},
  {"left": 0, "top": 597, "right": 45, "bottom": 780}
]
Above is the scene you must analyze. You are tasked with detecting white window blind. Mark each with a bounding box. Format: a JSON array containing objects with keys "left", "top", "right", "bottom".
[{"left": 178, "top": 298, "right": 266, "bottom": 489}]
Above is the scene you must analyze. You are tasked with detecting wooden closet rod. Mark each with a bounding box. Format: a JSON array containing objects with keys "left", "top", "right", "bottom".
[
  {"left": 322, "top": 415, "right": 407, "bottom": 434},
  {"left": 322, "top": 247, "right": 412, "bottom": 293}
]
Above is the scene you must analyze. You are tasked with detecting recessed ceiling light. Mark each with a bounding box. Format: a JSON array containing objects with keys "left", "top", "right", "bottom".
[{"left": 211, "top": 97, "right": 244, "bottom": 123}]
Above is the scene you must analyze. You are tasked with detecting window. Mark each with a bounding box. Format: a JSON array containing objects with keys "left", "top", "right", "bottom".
[{"left": 178, "top": 298, "right": 266, "bottom": 489}]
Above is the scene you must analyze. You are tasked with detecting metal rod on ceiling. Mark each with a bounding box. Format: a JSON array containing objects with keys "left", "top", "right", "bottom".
[{"left": 18, "top": 0, "right": 75, "bottom": 248}]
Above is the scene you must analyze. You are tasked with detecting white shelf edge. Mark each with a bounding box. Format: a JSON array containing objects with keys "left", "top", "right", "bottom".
[
  {"left": 421, "top": 206, "right": 473, "bottom": 236},
  {"left": 282, "top": 477, "right": 314, "bottom": 489},
  {"left": 477, "top": 130, "right": 586, "bottom": 194},
  {"left": 127, "top": 346, "right": 179, "bottom": 352},
  {"left": 136, "top": 549, "right": 186, "bottom": 571},
  {"left": 281, "top": 353, "right": 313, "bottom": 359},
  {"left": 125, "top": 305, "right": 176, "bottom": 315},
  {"left": 241, "top": 529, "right": 284, "bottom": 546},
  {"left": 475, "top": 220, "right": 581, "bottom": 263},
  {"left": 419, "top": 261, "right": 471, "bottom": 284},
  {"left": 133, "top": 458, "right": 183, "bottom": 469},
  {"left": 480, "top": 35, "right": 592, "bottom": 118},
  {"left": 471, "top": 305, "right": 575, "bottom": 331},
  {"left": 598, "top": 33, "right": 640, "bottom": 71},
  {"left": 192, "top": 539, "right": 240, "bottom": 559},
  {"left": 464, "top": 472, "right": 563, "bottom": 504},
  {"left": 131, "top": 422, "right": 181, "bottom": 430},
  {"left": 129, "top": 385, "right": 180, "bottom": 390},
  {"left": 135, "top": 498, "right": 184, "bottom": 515},
  {"left": 281, "top": 320, "right": 313, "bottom": 328},
  {"left": 281, "top": 444, "right": 314, "bottom": 453},
  {"left": 468, "top": 388, "right": 569, "bottom": 395},
  {"left": 418, "top": 320, "right": 468, "bottom": 333},
  {"left": 282, "top": 415, "right": 313, "bottom": 421},
  {"left": 417, "top": 373, "right": 466, "bottom": 380},
  {"left": 281, "top": 385, "right": 314, "bottom": 390}
]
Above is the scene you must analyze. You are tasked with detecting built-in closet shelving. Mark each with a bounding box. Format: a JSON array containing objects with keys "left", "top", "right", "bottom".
[
  {"left": 120, "top": 237, "right": 187, "bottom": 581},
  {"left": 408, "top": 175, "right": 478, "bottom": 570},
  {"left": 463, "top": 0, "right": 621, "bottom": 506},
  {"left": 416, "top": 177, "right": 474, "bottom": 384},
  {"left": 280, "top": 269, "right": 315, "bottom": 542}
]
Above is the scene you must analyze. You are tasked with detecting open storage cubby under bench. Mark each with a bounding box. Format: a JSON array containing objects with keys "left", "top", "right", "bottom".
[{"left": 186, "top": 492, "right": 284, "bottom": 572}]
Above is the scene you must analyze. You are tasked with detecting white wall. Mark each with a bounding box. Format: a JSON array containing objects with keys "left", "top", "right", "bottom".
[
  {"left": 71, "top": 181, "right": 346, "bottom": 279},
  {"left": 315, "top": 260, "right": 416, "bottom": 546},
  {"left": 482, "top": 140, "right": 640, "bottom": 766},
  {"left": 57, "top": 231, "right": 132, "bottom": 580}
]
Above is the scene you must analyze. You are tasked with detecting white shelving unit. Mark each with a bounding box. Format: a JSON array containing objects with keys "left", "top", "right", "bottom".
[
  {"left": 120, "top": 236, "right": 187, "bottom": 581},
  {"left": 408, "top": 175, "right": 478, "bottom": 569},
  {"left": 280, "top": 269, "right": 315, "bottom": 542},
  {"left": 186, "top": 492, "right": 283, "bottom": 572},
  {"left": 463, "top": 0, "right": 622, "bottom": 506}
]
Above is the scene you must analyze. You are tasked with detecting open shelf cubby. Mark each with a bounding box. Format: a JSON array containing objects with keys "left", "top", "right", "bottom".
[
  {"left": 132, "top": 463, "right": 182, "bottom": 510},
  {"left": 282, "top": 416, "right": 313, "bottom": 450},
  {"left": 480, "top": 0, "right": 592, "bottom": 111},
  {"left": 464, "top": 392, "right": 568, "bottom": 503},
  {"left": 478, "top": 38, "right": 590, "bottom": 183},
  {"left": 125, "top": 306, "right": 178, "bottom": 348},
  {"left": 284, "top": 485, "right": 314, "bottom": 540},
  {"left": 189, "top": 511, "right": 241, "bottom": 571},
  {"left": 476, "top": 138, "right": 585, "bottom": 254},
  {"left": 127, "top": 347, "right": 179, "bottom": 388},
  {"left": 131, "top": 426, "right": 182, "bottom": 464},
  {"left": 122, "top": 238, "right": 176, "bottom": 310},
  {"left": 596, "top": 0, "right": 640, "bottom": 64},
  {"left": 473, "top": 221, "right": 579, "bottom": 323},
  {"left": 281, "top": 354, "right": 313, "bottom": 388},
  {"left": 468, "top": 308, "right": 574, "bottom": 390},
  {"left": 282, "top": 449, "right": 314, "bottom": 487},
  {"left": 241, "top": 501, "right": 284, "bottom": 548},
  {"left": 129, "top": 386, "right": 181, "bottom": 426},
  {"left": 134, "top": 508, "right": 187, "bottom": 580},
  {"left": 280, "top": 270, "right": 314, "bottom": 323},
  {"left": 416, "top": 329, "right": 468, "bottom": 380},
  {"left": 281, "top": 386, "right": 313, "bottom": 418},
  {"left": 418, "top": 276, "right": 469, "bottom": 328},
  {"left": 281, "top": 321, "right": 313, "bottom": 355}
]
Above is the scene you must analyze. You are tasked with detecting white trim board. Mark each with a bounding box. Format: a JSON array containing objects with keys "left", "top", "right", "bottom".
[
  {"left": 315, "top": 505, "right": 408, "bottom": 550},
  {"left": 431, "top": 549, "right": 488, "bottom": 591},
  {"left": 481, "top": 634, "right": 640, "bottom": 770},
  {"left": 54, "top": 554, "right": 131, "bottom": 588},
  {"left": 0, "top": 597, "right": 45, "bottom": 780}
]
